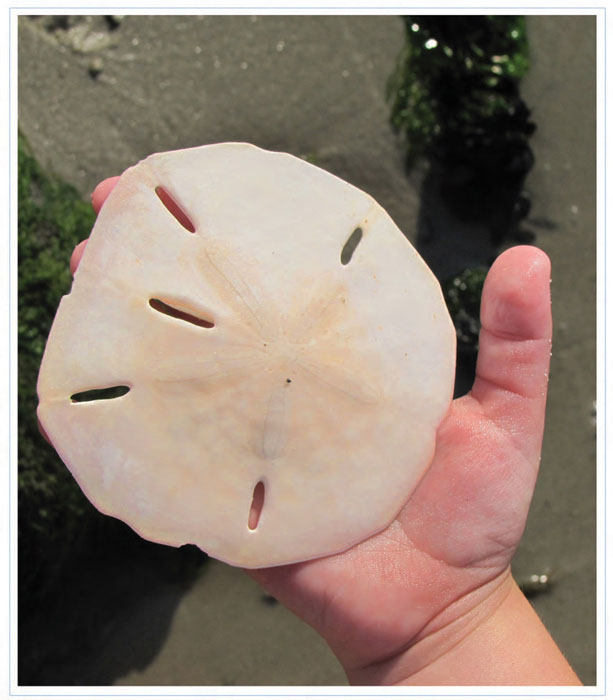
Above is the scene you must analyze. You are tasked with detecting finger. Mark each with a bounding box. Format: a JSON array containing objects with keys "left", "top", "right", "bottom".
[
  {"left": 70, "top": 177, "right": 121, "bottom": 276},
  {"left": 70, "top": 239, "right": 88, "bottom": 276},
  {"left": 469, "top": 245, "right": 552, "bottom": 460},
  {"left": 37, "top": 416, "right": 52, "bottom": 446},
  {"left": 91, "top": 176, "right": 120, "bottom": 214}
]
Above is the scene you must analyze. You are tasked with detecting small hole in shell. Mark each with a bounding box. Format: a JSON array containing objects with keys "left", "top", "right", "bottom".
[
  {"left": 155, "top": 186, "right": 196, "bottom": 233},
  {"left": 71, "top": 385, "right": 130, "bottom": 402},
  {"left": 340, "top": 227, "right": 363, "bottom": 265},
  {"left": 248, "top": 480, "right": 265, "bottom": 531},
  {"left": 149, "top": 298, "right": 215, "bottom": 328}
]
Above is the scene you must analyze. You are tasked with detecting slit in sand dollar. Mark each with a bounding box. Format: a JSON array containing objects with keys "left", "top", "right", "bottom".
[
  {"left": 149, "top": 297, "right": 215, "bottom": 329},
  {"left": 248, "top": 480, "right": 266, "bottom": 531},
  {"left": 155, "top": 185, "right": 197, "bottom": 233},
  {"left": 340, "top": 226, "right": 363, "bottom": 265},
  {"left": 37, "top": 143, "right": 456, "bottom": 568}
]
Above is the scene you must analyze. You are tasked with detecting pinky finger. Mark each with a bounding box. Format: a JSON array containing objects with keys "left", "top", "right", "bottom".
[
  {"left": 70, "top": 176, "right": 121, "bottom": 276},
  {"left": 70, "top": 239, "right": 88, "bottom": 277}
]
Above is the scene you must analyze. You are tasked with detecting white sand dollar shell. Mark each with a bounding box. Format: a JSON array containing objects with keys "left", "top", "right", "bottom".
[{"left": 37, "top": 143, "right": 456, "bottom": 568}]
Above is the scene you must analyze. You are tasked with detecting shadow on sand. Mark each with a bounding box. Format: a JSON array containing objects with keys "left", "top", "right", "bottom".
[{"left": 19, "top": 517, "right": 208, "bottom": 685}]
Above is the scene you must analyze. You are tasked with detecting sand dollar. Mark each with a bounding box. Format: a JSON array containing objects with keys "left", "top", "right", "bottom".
[{"left": 37, "top": 143, "right": 456, "bottom": 568}]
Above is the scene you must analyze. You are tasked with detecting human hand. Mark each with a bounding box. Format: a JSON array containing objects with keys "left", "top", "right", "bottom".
[{"left": 71, "top": 177, "right": 579, "bottom": 686}]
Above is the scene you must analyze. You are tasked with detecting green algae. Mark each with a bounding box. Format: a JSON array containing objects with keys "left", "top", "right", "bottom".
[
  {"left": 389, "top": 15, "right": 533, "bottom": 168},
  {"left": 18, "top": 132, "right": 97, "bottom": 602}
]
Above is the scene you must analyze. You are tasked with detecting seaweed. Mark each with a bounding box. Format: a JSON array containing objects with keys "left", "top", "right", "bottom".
[
  {"left": 389, "top": 16, "right": 535, "bottom": 243},
  {"left": 443, "top": 266, "right": 488, "bottom": 359},
  {"left": 17, "top": 132, "right": 98, "bottom": 603}
]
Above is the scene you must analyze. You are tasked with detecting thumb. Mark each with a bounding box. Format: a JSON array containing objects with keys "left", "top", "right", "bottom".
[{"left": 470, "top": 245, "right": 553, "bottom": 464}]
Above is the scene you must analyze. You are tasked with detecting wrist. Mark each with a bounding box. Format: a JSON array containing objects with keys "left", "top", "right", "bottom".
[
  {"left": 346, "top": 568, "right": 513, "bottom": 685},
  {"left": 347, "top": 569, "right": 580, "bottom": 686}
]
